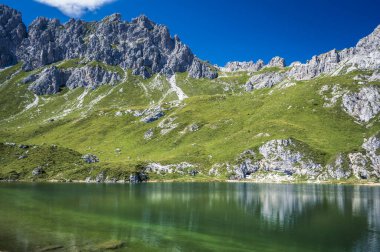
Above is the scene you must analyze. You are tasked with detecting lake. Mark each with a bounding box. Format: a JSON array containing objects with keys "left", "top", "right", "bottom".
[{"left": 0, "top": 183, "right": 379, "bottom": 251}]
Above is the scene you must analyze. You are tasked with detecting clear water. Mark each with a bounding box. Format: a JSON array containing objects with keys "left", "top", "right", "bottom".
[{"left": 0, "top": 183, "right": 379, "bottom": 251}]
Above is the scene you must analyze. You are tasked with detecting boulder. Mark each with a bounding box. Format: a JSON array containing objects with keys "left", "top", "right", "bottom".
[
  {"left": 189, "top": 170, "right": 199, "bottom": 176},
  {"left": 129, "top": 172, "right": 148, "bottom": 184},
  {"left": 81, "top": 154, "right": 99, "bottom": 164},
  {"left": 95, "top": 171, "right": 105, "bottom": 183},
  {"left": 140, "top": 106, "right": 165, "bottom": 123},
  {"left": 32, "top": 166, "right": 45, "bottom": 176},
  {"left": 144, "top": 129, "right": 154, "bottom": 140}
]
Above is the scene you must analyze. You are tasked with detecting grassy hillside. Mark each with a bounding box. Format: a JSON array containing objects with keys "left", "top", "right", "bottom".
[{"left": 0, "top": 61, "right": 379, "bottom": 181}]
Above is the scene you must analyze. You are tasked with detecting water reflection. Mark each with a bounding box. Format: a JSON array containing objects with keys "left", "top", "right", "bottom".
[{"left": 0, "top": 183, "right": 379, "bottom": 251}]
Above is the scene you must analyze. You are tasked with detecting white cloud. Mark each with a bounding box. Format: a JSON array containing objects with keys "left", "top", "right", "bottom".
[{"left": 35, "top": 0, "right": 116, "bottom": 18}]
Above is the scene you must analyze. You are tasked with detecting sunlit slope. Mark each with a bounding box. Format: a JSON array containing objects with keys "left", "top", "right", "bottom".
[{"left": 1, "top": 62, "right": 379, "bottom": 179}]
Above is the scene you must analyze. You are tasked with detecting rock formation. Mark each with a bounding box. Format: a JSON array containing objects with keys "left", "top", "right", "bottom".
[
  {"left": 266, "top": 56, "right": 286, "bottom": 68},
  {"left": 342, "top": 86, "right": 380, "bottom": 123},
  {"left": 66, "top": 65, "right": 121, "bottom": 89},
  {"left": 245, "top": 71, "right": 287, "bottom": 91},
  {"left": 208, "top": 135, "right": 380, "bottom": 181},
  {"left": 26, "top": 65, "right": 122, "bottom": 94},
  {"left": 224, "top": 25, "right": 380, "bottom": 92},
  {"left": 28, "top": 66, "right": 69, "bottom": 95},
  {"left": 0, "top": 5, "right": 217, "bottom": 81},
  {"left": 222, "top": 60, "right": 264, "bottom": 72},
  {"left": 0, "top": 5, "right": 27, "bottom": 68}
]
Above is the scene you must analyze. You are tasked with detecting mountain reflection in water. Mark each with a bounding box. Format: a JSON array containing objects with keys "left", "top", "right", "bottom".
[{"left": 0, "top": 183, "right": 378, "bottom": 251}]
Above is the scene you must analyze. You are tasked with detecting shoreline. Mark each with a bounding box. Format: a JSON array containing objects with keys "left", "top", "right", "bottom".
[{"left": 1, "top": 178, "right": 380, "bottom": 186}]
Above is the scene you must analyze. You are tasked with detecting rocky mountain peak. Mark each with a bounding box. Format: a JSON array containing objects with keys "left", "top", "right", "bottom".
[
  {"left": 0, "top": 4, "right": 23, "bottom": 26},
  {"left": 132, "top": 14, "right": 155, "bottom": 30},
  {"left": 0, "top": 4, "right": 27, "bottom": 68},
  {"left": 30, "top": 16, "right": 61, "bottom": 28},
  {"left": 356, "top": 25, "right": 380, "bottom": 53},
  {"left": 101, "top": 13, "right": 122, "bottom": 23},
  {"left": 222, "top": 57, "right": 287, "bottom": 72},
  {"left": 222, "top": 60, "right": 264, "bottom": 72},
  {"left": 267, "top": 56, "right": 286, "bottom": 68},
  {"left": 0, "top": 4, "right": 217, "bottom": 80}
]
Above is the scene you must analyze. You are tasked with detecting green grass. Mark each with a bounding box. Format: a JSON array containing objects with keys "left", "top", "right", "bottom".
[
  {"left": 0, "top": 142, "right": 84, "bottom": 180},
  {"left": 0, "top": 63, "right": 378, "bottom": 181},
  {"left": 0, "top": 62, "right": 22, "bottom": 84},
  {"left": 253, "top": 66, "right": 291, "bottom": 75},
  {"left": 176, "top": 72, "right": 247, "bottom": 96},
  {"left": 56, "top": 58, "right": 82, "bottom": 69},
  {"left": 87, "top": 60, "right": 125, "bottom": 77},
  {"left": 56, "top": 58, "right": 125, "bottom": 77}
]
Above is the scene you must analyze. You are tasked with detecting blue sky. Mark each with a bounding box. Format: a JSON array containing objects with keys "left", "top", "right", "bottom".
[{"left": 3, "top": 0, "right": 380, "bottom": 66}]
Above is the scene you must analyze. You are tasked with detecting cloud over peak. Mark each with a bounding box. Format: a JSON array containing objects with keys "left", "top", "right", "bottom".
[{"left": 35, "top": 0, "right": 116, "bottom": 18}]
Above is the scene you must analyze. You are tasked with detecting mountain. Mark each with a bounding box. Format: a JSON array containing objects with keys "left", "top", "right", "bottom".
[
  {"left": 1, "top": 4, "right": 380, "bottom": 184},
  {"left": 0, "top": 5, "right": 27, "bottom": 67},
  {"left": 0, "top": 5, "right": 217, "bottom": 82}
]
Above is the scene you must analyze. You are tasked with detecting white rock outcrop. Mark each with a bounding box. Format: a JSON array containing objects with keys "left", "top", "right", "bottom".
[{"left": 342, "top": 86, "right": 380, "bottom": 122}]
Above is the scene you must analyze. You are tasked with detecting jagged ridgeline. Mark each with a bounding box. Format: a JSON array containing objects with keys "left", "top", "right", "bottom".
[
  {"left": 1, "top": 4, "right": 380, "bottom": 183},
  {"left": 0, "top": 5, "right": 217, "bottom": 83}
]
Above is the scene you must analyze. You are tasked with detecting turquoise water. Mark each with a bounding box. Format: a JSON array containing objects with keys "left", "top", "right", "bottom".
[{"left": 0, "top": 183, "right": 379, "bottom": 251}]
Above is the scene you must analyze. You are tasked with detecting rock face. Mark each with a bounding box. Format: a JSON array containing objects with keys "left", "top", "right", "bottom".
[
  {"left": 319, "top": 84, "right": 348, "bottom": 108},
  {"left": 223, "top": 139, "right": 323, "bottom": 180},
  {"left": 230, "top": 150, "right": 259, "bottom": 179},
  {"left": 245, "top": 25, "right": 380, "bottom": 90},
  {"left": 222, "top": 60, "right": 264, "bottom": 72},
  {"left": 209, "top": 135, "right": 380, "bottom": 181},
  {"left": 65, "top": 65, "right": 121, "bottom": 89},
  {"left": 258, "top": 139, "right": 322, "bottom": 177},
  {"left": 288, "top": 49, "right": 347, "bottom": 80},
  {"left": 348, "top": 153, "right": 370, "bottom": 179},
  {"left": 356, "top": 25, "right": 380, "bottom": 54},
  {"left": 266, "top": 56, "right": 286, "bottom": 68},
  {"left": 348, "top": 135, "right": 380, "bottom": 179},
  {"left": 368, "top": 71, "right": 380, "bottom": 82},
  {"left": 28, "top": 66, "right": 69, "bottom": 95},
  {"left": 361, "top": 136, "right": 380, "bottom": 176},
  {"left": 222, "top": 25, "right": 380, "bottom": 91},
  {"left": 0, "top": 5, "right": 27, "bottom": 68},
  {"left": 0, "top": 5, "right": 217, "bottom": 79},
  {"left": 326, "top": 154, "right": 351, "bottom": 180},
  {"left": 113, "top": 136, "right": 380, "bottom": 182},
  {"left": 223, "top": 57, "right": 285, "bottom": 73},
  {"left": 342, "top": 86, "right": 380, "bottom": 122},
  {"left": 95, "top": 171, "right": 105, "bottom": 183},
  {"left": 189, "top": 58, "right": 218, "bottom": 79},
  {"left": 245, "top": 71, "right": 287, "bottom": 91},
  {"left": 286, "top": 26, "right": 380, "bottom": 80},
  {"left": 223, "top": 57, "right": 288, "bottom": 91},
  {"left": 26, "top": 65, "right": 122, "bottom": 95}
]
